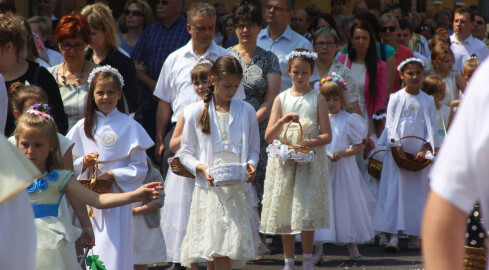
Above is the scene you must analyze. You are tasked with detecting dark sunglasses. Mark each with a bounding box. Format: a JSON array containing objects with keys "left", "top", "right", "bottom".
[
  {"left": 420, "top": 25, "right": 432, "bottom": 31},
  {"left": 125, "top": 9, "right": 143, "bottom": 16},
  {"left": 380, "top": 26, "right": 396, "bottom": 32}
]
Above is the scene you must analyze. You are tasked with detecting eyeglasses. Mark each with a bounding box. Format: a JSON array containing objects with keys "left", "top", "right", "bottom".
[
  {"left": 59, "top": 43, "right": 85, "bottom": 51},
  {"left": 380, "top": 26, "right": 396, "bottom": 32},
  {"left": 235, "top": 23, "right": 255, "bottom": 31},
  {"left": 419, "top": 25, "right": 432, "bottom": 31},
  {"left": 125, "top": 9, "right": 143, "bottom": 17},
  {"left": 315, "top": 41, "right": 336, "bottom": 48},
  {"left": 265, "top": 4, "right": 289, "bottom": 12},
  {"left": 156, "top": 0, "right": 172, "bottom": 5}
]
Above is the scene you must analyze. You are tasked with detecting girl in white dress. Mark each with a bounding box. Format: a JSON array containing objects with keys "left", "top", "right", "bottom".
[
  {"left": 178, "top": 56, "right": 260, "bottom": 270},
  {"left": 363, "top": 109, "right": 387, "bottom": 200},
  {"left": 378, "top": 58, "right": 440, "bottom": 251},
  {"left": 14, "top": 104, "right": 162, "bottom": 270},
  {"left": 313, "top": 75, "right": 385, "bottom": 261},
  {"left": 261, "top": 49, "right": 332, "bottom": 270},
  {"left": 161, "top": 59, "right": 213, "bottom": 270},
  {"left": 422, "top": 75, "right": 451, "bottom": 141},
  {"left": 66, "top": 66, "right": 155, "bottom": 270},
  {"left": 431, "top": 46, "right": 466, "bottom": 107}
]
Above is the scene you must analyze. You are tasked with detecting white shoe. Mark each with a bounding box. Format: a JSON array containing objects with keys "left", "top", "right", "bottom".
[
  {"left": 385, "top": 238, "right": 400, "bottom": 251},
  {"left": 312, "top": 244, "right": 323, "bottom": 265},
  {"left": 378, "top": 233, "right": 388, "bottom": 246}
]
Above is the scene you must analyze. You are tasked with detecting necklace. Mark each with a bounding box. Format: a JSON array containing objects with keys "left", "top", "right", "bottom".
[{"left": 61, "top": 60, "right": 86, "bottom": 87}]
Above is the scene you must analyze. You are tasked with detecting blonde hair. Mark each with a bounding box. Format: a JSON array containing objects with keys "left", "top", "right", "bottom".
[
  {"left": 0, "top": 14, "right": 27, "bottom": 60},
  {"left": 319, "top": 80, "right": 347, "bottom": 109},
  {"left": 422, "top": 75, "right": 445, "bottom": 96},
  {"left": 82, "top": 3, "right": 120, "bottom": 51},
  {"left": 379, "top": 13, "right": 399, "bottom": 30},
  {"left": 463, "top": 54, "right": 481, "bottom": 81},
  {"left": 14, "top": 112, "right": 62, "bottom": 171}
]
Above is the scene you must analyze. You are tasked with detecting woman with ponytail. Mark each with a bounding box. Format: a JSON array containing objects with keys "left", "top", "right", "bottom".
[{"left": 178, "top": 55, "right": 261, "bottom": 270}]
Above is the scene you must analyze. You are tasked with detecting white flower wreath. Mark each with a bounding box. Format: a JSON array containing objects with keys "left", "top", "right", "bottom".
[
  {"left": 88, "top": 65, "right": 125, "bottom": 88},
  {"left": 285, "top": 50, "right": 318, "bottom": 62},
  {"left": 266, "top": 140, "right": 315, "bottom": 164},
  {"left": 397, "top": 57, "right": 424, "bottom": 72}
]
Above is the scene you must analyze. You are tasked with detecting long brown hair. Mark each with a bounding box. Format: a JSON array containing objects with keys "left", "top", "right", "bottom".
[
  {"left": 198, "top": 55, "right": 243, "bottom": 134},
  {"left": 84, "top": 71, "right": 126, "bottom": 140}
]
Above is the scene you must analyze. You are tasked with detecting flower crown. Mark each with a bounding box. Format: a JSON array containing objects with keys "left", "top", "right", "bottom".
[
  {"left": 26, "top": 103, "right": 54, "bottom": 122},
  {"left": 372, "top": 112, "right": 386, "bottom": 120},
  {"left": 285, "top": 50, "right": 318, "bottom": 62},
  {"left": 318, "top": 72, "right": 348, "bottom": 90},
  {"left": 198, "top": 58, "right": 214, "bottom": 66},
  {"left": 88, "top": 65, "right": 125, "bottom": 88},
  {"left": 397, "top": 57, "right": 424, "bottom": 72}
]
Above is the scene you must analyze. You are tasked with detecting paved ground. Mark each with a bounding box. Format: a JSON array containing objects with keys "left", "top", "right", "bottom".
[{"left": 149, "top": 239, "right": 423, "bottom": 270}]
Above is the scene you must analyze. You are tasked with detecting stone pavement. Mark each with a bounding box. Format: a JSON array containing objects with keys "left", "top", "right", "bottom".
[{"left": 149, "top": 239, "right": 424, "bottom": 270}]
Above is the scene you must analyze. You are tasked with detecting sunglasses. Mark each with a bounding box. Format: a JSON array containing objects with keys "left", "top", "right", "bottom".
[
  {"left": 420, "top": 25, "right": 432, "bottom": 31},
  {"left": 381, "top": 26, "right": 396, "bottom": 32},
  {"left": 156, "top": 0, "right": 171, "bottom": 5},
  {"left": 125, "top": 9, "right": 143, "bottom": 16},
  {"left": 60, "top": 43, "right": 85, "bottom": 51}
]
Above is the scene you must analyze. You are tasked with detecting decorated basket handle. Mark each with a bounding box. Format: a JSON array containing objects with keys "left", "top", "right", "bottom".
[
  {"left": 88, "top": 159, "right": 98, "bottom": 218},
  {"left": 281, "top": 121, "right": 303, "bottom": 145}
]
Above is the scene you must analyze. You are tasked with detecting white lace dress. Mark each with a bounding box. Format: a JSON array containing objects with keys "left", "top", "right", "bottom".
[
  {"left": 180, "top": 111, "right": 256, "bottom": 268},
  {"left": 260, "top": 89, "right": 329, "bottom": 235}
]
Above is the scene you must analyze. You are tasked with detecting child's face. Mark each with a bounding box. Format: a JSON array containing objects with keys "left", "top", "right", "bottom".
[
  {"left": 94, "top": 80, "right": 122, "bottom": 115},
  {"left": 193, "top": 78, "right": 209, "bottom": 99},
  {"left": 436, "top": 55, "right": 454, "bottom": 74},
  {"left": 463, "top": 67, "right": 475, "bottom": 82},
  {"left": 288, "top": 60, "right": 312, "bottom": 90},
  {"left": 17, "top": 127, "right": 55, "bottom": 172},
  {"left": 325, "top": 95, "right": 342, "bottom": 114},
  {"left": 375, "top": 119, "right": 386, "bottom": 134},
  {"left": 400, "top": 63, "right": 424, "bottom": 89},
  {"left": 211, "top": 74, "right": 241, "bottom": 104},
  {"left": 433, "top": 83, "right": 446, "bottom": 102}
]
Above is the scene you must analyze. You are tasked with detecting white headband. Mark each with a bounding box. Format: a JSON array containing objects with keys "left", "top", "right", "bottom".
[
  {"left": 88, "top": 65, "right": 125, "bottom": 88},
  {"left": 372, "top": 113, "right": 386, "bottom": 120},
  {"left": 397, "top": 57, "right": 424, "bottom": 72},
  {"left": 198, "top": 59, "right": 213, "bottom": 66},
  {"left": 285, "top": 50, "right": 318, "bottom": 61}
]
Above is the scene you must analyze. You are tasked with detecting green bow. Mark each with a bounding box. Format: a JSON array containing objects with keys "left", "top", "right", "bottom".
[{"left": 86, "top": 255, "right": 107, "bottom": 270}]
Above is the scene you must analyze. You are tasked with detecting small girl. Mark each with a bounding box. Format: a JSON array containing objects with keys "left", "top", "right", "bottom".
[
  {"left": 463, "top": 54, "right": 481, "bottom": 82},
  {"left": 363, "top": 109, "right": 387, "bottom": 200},
  {"left": 313, "top": 74, "right": 384, "bottom": 261},
  {"left": 66, "top": 65, "right": 155, "bottom": 270},
  {"left": 422, "top": 75, "right": 451, "bottom": 141},
  {"left": 261, "top": 49, "right": 332, "bottom": 270},
  {"left": 431, "top": 46, "right": 466, "bottom": 106},
  {"left": 14, "top": 105, "right": 161, "bottom": 270},
  {"left": 178, "top": 56, "right": 260, "bottom": 270},
  {"left": 161, "top": 58, "right": 213, "bottom": 270},
  {"left": 132, "top": 158, "right": 166, "bottom": 270},
  {"left": 378, "top": 57, "right": 440, "bottom": 251}
]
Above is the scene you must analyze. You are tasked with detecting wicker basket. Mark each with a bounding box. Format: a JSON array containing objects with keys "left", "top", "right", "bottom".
[
  {"left": 367, "top": 150, "right": 385, "bottom": 180},
  {"left": 169, "top": 156, "right": 195, "bottom": 178},
  {"left": 464, "top": 246, "right": 487, "bottom": 270},
  {"left": 79, "top": 161, "right": 113, "bottom": 194},
  {"left": 390, "top": 136, "right": 432, "bottom": 172},
  {"left": 282, "top": 121, "right": 311, "bottom": 154}
]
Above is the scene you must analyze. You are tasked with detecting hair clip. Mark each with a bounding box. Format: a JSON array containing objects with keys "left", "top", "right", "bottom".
[
  {"left": 88, "top": 65, "right": 125, "bottom": 88},
  {"left": 285, "top": 50, "right": 318, "bottom": 62},
  {"left": 26, "top": 103, "right": 54, "bottom": 122},
  {"left": 397, "top": 57, "right": 424, "bottom": 72},
  {"left": 372, "top": 113, "right": 387, "bottom": 120},
  {"left": 318, "top": 72, "right": 348, "bottom": 90}
]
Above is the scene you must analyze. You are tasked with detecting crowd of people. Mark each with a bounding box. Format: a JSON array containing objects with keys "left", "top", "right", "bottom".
[{"left": 1, "top": 0, "right": 489, "bottom": 269}]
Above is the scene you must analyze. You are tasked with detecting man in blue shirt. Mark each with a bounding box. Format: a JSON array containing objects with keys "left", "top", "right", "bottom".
[
  {"left": 257, "top": 0, "right": 317, "bottom": 92},
  {"left": 131, "top": 0, "right": 190, "bottom": 151}
]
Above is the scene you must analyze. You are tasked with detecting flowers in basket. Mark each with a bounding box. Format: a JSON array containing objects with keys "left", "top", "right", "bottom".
[{"left": 266, "top": 139, "right": 315, "bottom": 164}]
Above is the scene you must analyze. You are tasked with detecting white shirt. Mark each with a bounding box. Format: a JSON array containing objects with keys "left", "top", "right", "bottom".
[
  {"left": 153, "top": 40, "right": 245, "bottom": 123},
  {"left": 450, "top": 34, "right": 489, "bottom": 72},
  {"left": 430, "top": 58, "right": 489, "bottom": 219},
  {"left": 257, "top": 25, "right": 319, "bottom": 92},
  {"left": 46, "top": 49, "right": 64, "bottom": 66}
]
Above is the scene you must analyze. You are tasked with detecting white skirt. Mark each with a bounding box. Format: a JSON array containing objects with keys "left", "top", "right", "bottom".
[
  {"left": 160, "top": 171, "right": 195, "bottom": 263},
  {"left": 180, "top": 185, "right": 255, "bottom": 268},
  {"left": 133, "top": 203, "right": 167, "bottom": 265}
]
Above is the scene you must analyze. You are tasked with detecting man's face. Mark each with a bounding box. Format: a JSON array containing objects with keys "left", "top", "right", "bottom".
[
  {"left": 454, "top": 12, "right": 473, "bottom": 39},
  {"left": 472, "top": 15, "right": 487, "bottom": 40},
  {"left": 35, "top": 0, "right": 56, "bottom": 16},
  {"left": 156, "top": 0, "right": 182, "bottom": 22},
  {"left": 397, "top": 28, "right": 412, "bottom": 47},
  {"left": 188, "top": 14, "right": 216, "bottom": 48},
  {"left": 291, "top": 10, "right": 309, "bottom": 35},
  {"left": 265, "top": 0, "right": 291, "bottom": 28}
]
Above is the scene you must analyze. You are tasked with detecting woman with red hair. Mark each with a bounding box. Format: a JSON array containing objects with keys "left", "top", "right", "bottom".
[{"left": 48, "top": 14, "right": 98, "bottom": 130}]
